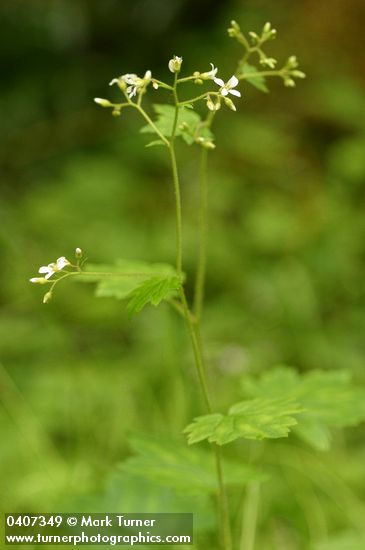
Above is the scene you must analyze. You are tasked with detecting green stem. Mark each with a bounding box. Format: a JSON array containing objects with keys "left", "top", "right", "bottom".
[
  {"left": 133, "top": 104, "right": 170, "bottom": 147},
  {"left": 169, "top": 74, "right": 232, "bottom": 550},
  {"left": 193, "top": 147, "right": 208, "bottom": 321},
  {"left": 240, "top": 483, "right": 260, "bottom": 550},
  {"left": 180, "top": 287, "right": 232, "bottom": 550},
  {"left": 215, "top": 444, "right": 233, "bottom": 550},
  {"left": 170, "top": 73, "right": 183, "bottom": 275},
  {"left": 177, "top": 75, "right": 197, "bottom": 83},
  {"left": 238, "top": 69, "right": 284, "bottom": 80},
  {"left": 193, "top": 108, "right": 216, "bottom": 320},
  {"left": 169, "top": 148, "right": 182, "bottom": 276},
  {"left": 178, "top": 92, "right": 218, "bottom": 107},
  {"left": 179, "top": 288, "right": 212, "bottom": 412}
]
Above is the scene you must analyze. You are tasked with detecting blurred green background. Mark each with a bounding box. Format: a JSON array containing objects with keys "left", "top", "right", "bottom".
[{"left": 1, "top": 0, "right": 365, "bottom": 548}]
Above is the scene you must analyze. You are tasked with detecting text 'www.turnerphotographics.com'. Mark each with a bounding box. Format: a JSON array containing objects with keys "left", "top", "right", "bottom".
[{"left": 5, "top": 513, "right": 193, "bottom": 546}]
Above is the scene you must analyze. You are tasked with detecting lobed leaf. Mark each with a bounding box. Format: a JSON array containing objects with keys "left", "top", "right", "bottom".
[
  {"left": 237, "top": 62, "right": 269, "bottom": 93},
  {"left": 78, "top": 259, "right": 181, "bottom": 316},
  {"left": 126, "top": 275, "right": 182, "bottom": 318},
  {"left": 242, "top": 367, "right": 365, "bottom": 450},
  {"left": 184, "top": 397, "right": 303, "bottom": 446},
  {"left": 120, "top": 435, "right": 266, "bottom": 494}
]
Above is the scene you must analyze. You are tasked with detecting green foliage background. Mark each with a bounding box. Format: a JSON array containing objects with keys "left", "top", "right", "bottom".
[{"left": 1, "top": 0, "right": 365, "bottom": 548}]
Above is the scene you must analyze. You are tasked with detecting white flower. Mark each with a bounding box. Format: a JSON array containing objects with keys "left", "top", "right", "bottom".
[
  {"left": 214, "top": 75, "right": 241, "bottom": 97},
  {"left": 201, "top": 63, "right": 218, "bottom": 80},
  {"left": 38, "top": 256, "right": 70, "bottom": 280},
  {"left": 168, "top": 56, "right": 183, "bottom": 73},
  {"left": 110, "top": 71, "right": 152, "bottom": 99}
]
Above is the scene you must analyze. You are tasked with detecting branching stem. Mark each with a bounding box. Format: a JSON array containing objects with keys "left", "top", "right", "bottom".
[{"left": 168, "top": 74, "right": 232, "bottom": 550}]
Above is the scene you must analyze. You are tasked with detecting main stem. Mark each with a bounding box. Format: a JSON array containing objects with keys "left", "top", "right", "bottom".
[
  {"left": 170, "top": 73, "right": 183, "bottom": 276},
  {"left": 193, "top": 147, "right": 208, "bottom": 321},
  {"left": 169, "top": 74, "right": 232, "bottom": 550}
]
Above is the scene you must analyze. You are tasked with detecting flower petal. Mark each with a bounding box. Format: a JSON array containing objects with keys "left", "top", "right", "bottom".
[
  {"left": 56, "top": 257, "right": 70, "bottom": 270},
  {"left": 227, "top": 75, "right": 239, "bottom": 88},
  {"left": 229, "top": 89, "right": 241, "bottom": 97},
  {"left": 214, "top": 77, "right": 225, "bottom": 87},
  {"left": 221, "top": 88, "right": 229, "bottom": 96}
]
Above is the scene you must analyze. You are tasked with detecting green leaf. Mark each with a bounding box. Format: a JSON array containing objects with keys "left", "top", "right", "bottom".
[
  {"left": 120, "top": 435, "right": 266, "bottom": 495},
  {"left": 237, "top": 63, "right": 269, "bottom": 93},
  {"left": 105, "top": 473, "right": 215, "bottom": 537},
  {"left": 242, "top": 367, "right": 365, "bottom": 450},
  {"left": 127, "top": 275, "right": 182, "bottom": 317},
  {"left": 140, "top": 104, "right": 214, "bottom": 145},
  {"left": 78, "top": 259, "right": 179, "bottom": 311},
  {"left": 184, "top": 397, "right": 303, "bottom": 445}
]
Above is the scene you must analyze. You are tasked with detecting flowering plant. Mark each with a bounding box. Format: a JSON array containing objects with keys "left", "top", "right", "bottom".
[{"left": 30, "top": 20, "right": 365, "bottom": 550}]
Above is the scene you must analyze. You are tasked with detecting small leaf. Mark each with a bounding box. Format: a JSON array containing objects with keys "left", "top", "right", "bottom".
[
  {"left": 184, "top": 397, "right": 303, "bottom": 446},
  {"left": 127, "top": 275, "right": 182, "bottom": 317},
  {"left": 237, "top": 63, "right": 269, "bottom": 93},
  {"left": 242, "top": 367, "right": 365, "bottom": 450},
  {"left": 145, "top": 139, "right": 166, "bottom": 148}
]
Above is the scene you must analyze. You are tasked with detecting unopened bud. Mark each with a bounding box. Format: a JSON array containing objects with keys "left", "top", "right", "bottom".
[
  {"left": 292, "top": 70, "right": 306, "bottom": 79},
  {"left": 29, "top": 277, "right": 48, "bottom": 285},
  {"left": 228, "top": 20, "right": 240, "bottom": 37},
  {"left": 109, "top": 78, "right": 127, "bottom": 92},
  {"left": 224, "top": 97, "right": 237, "bottom": 111},
  {"left": 249, "top": 32, "right": 259, "bottom": 42},
  {"left": 260, "top": 57, "right": 277, "bottom": 69},
  {"left": 75, "top": 247, "right": 82, "bottom": 259},
  {"left": 287, "top": 55, "right": 298, "bottom": 68},
  {"left": 43, "top": 291, "right": 53, "bottom": 304},
  {"left": 94, "top": 98, "right": 113, "bottom": 108},
  {"left": 284, "top": 77, "right": 296, "bottom": 87},
  {"left": 196, "top": 137, "right": 216, "bottom": 150},
  {"left": 112, "top": 108, "right": 121, "bottom": 117}
]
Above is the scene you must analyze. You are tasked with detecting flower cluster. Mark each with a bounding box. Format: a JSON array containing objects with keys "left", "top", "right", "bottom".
[
  {"left": 110, "top": 70, "right": 152, "bottom": 99},
  {"left": 30, "top": 256, "right": 70, "bottom": 284},
  {"left": 30, "top": 249, "right": 83, "bottom": 303}
]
